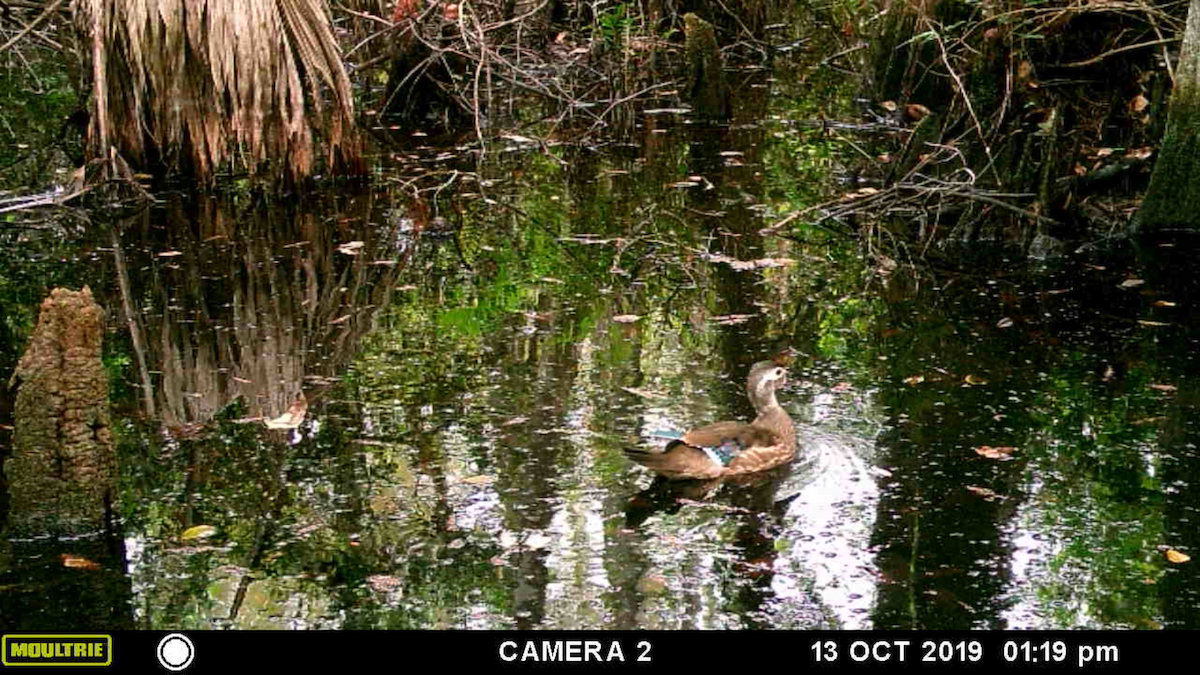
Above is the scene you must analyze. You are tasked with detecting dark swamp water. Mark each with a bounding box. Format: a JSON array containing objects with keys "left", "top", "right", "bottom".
[{"left": 4, "top": 17, "right": 1200, "bottom": 635}]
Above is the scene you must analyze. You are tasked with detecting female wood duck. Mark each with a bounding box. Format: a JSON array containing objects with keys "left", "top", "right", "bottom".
[{"left": 624, "top": 360, "right": 796, "bottom": 480}]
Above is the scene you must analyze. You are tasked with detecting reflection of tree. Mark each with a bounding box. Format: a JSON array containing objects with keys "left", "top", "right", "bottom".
[
  {"left": 1141, "top": 240, "right": 1200, "bottom": 628},
  {"left": 107, "top": 192, "right": 416, "bottom": 429},
  {"left": 491, "top": 298, "right": 581, "bottom": 629},
  {"left": 870, "top": 267, "right": 1027, "bottom": 629}
]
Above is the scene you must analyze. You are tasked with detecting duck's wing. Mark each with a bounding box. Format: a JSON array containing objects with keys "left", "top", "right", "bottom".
[
  {"left": 723, "top": 438, "right": 795, "bottom": 474},
  {"left": 688, "top": 422, "right": 793, "bottom": 475},
  {"left": 624, "top": 437, "right": 727, "bottom": 480},
  {"left": 631, "top": 421, "right": 789, "bottom": 479}
]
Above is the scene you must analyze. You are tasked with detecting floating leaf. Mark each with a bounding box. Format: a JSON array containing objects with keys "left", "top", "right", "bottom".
[
  {"left": 975, "top": 446, "right": 1017, "bottom": 460},
  {"left": 462, "top": 475, "right": 495, "bottom": 485},
  {"left": 636, "top": 574, "right": 668, "bottom": 594},
  {"left": 337, "top": 241, "right": 365, "bottom": 255},
  {"left": 997, "top": 317, "right": 1014, "bottom": 329},
  {"left": 613, "top": 314, "right": 641, "bottom": 323},
  {"left": 367, "top": 575, "right": 402, "bottom": 593},
  {"left": 158, "top": 250, "right": 184, "bottom": 258},
  {"left": 1128, "top": 146, "right": 1154, "bottom": 160},
  {"left": 623, "top": 387, "right": 666, "bottom": 399},
  {"left": 1166, "top": 549, "right": 1191, "bottom": 564},
  {"left": 500, "top": 133, "right": 536, "bottom": 144},
  {"left": 964, "top": 374, "right": 988, "bottom": 386},
  {"left": 1118, "top": 278, "right": 1145, "bottom": 288},
  {"left": 61, "top": 554, "right": 102, "bottom": 570},
  {"left": 966, "top": 486, "right": 1002, "bottom": 500},
  {"left": 180, "top": 525, "right": 218, "bottom": 542},
  {"left": 1138, "top": 320, "right": 1170, "bottom": 327},
  {"left": 265, "top": 393, "right": 308, "bottom": 429},
  {"left": 1149, "top": 383, "right": 1178, "bottom": 392},
  {"left": 1154, "top": 300, "right": 1177, "bottom": 307},
  {"left": 903, "top": 374, "right": 925, "bottom": 386}
]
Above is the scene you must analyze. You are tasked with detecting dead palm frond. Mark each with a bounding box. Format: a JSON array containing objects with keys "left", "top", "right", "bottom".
[{"left": 77, "top": 0, "right": 362, "bottom": 185}]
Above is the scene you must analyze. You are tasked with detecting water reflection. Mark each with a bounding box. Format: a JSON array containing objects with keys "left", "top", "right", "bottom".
[{"left": 6, "top": 57, "right": 1200, "bottom": 634}]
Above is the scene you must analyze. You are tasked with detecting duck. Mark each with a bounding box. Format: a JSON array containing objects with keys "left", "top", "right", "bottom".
[{"left": 624, "top": 360, "right": 796, "bottom": 480}]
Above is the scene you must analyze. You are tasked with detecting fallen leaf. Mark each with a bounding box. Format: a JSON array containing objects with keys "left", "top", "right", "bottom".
[
  {"left": 622, "top": 387, "right": 666, "bottom": 399},
  {"left": 1149, "top": 383, "right": 1178, "bottom": 392},
  {"left": 1119, "top": 278, "right": 1145, "bottom": 288},
  {"left": 158, "top": 250, "right": 184, "bottom": 258},
  {"left": 1138, "top": 320, "right": 1170, "bottom": 327},
  {"left": 904, "top": 103, "right": 931, "bottom": 122},
  {"left": 997, "top": 317, "right": 1014, "bottom": 329},
  {"left": 964, "top": 374, "right": 988, "bottom": 386},
  {"left": 613, "top": 314, "right": 641, "bottom": 323},
  {"left": 462, "top": 475, "right": 495, "bottom": 485},
  {"left": 903, "top": 374, "right": 925, "bottom": 386},
  {"left": 265, "top": 393, "right": 308, "bottom": 429},
  {"left": 1154, "top": 300, "right": 1177, "bottom": 307},
  {"left": 337, "top": 241, "right": 365, "bottom": 255},
  {"left": 975, "top": 446, "right": 1017, "bottom": 460}
]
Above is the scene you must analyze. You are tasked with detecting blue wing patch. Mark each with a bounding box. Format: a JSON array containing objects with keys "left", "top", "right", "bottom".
[
  {"left": 648, "top": 429, "right": 685, "bottom": 441},
  {"left": 701, "top": 438, "right": 741, "bottom": 466}
]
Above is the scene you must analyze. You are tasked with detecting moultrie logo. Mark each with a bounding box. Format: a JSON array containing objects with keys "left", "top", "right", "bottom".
[{"left": 2, "top": 634, "right": 112, "bottom": 666}]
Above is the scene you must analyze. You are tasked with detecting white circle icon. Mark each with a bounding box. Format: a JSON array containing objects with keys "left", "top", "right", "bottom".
[{"left": 157, "top": 633, "right": 195, "bottom": 671}]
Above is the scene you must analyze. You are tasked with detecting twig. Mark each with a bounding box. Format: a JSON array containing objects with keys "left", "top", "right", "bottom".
[
  {"left": 1055, "top": 37, "right": 1177, "bottom": 69},
  {"left": 0, "top": 0, "right": 67, "bottom": 54}
]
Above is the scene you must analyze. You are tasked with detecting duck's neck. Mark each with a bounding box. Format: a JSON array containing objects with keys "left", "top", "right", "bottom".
[
  {"left": 752, "top": 402, "right": 794, "bottom": 446},
  {"left": 751, "top": 392, "right": 781, "bottom": 416}
]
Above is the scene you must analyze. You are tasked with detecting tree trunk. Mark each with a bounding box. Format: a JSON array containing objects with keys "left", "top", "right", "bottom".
[{"left": 1133, "top": 0, "right": 1200, "bottom": 232}]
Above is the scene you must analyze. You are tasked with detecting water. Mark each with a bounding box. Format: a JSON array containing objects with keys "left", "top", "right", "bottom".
[{"left": 4, "top": 28, "right": 1200, "bottom": 633}]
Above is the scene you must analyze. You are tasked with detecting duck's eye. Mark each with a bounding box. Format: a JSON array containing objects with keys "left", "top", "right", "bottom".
[{"left": 775, "top": 368, "right": 785, "bottom": 378}]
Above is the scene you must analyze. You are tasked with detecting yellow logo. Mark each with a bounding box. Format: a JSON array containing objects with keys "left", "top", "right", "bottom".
[{"left": 2, "top": 635, "right": 112, "bottom": 667}]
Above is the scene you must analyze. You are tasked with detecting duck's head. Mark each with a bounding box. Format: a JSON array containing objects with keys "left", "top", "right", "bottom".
[{"left": 746, "top": 360, "right": 788, "bottom": 410}]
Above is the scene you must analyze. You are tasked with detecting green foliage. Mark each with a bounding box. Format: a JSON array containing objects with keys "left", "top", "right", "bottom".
[
  {"left": 595, "top": 3, "right": 633, "bottom": 52},
  {"left": 0, "top": 56, "right": 79, "bottom": 189}
]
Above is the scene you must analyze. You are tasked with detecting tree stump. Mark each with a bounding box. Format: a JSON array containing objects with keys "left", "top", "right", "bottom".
[
  {"left": 684, "top": 13, "right": 732, "bottom": 121},
  {"left": 4, "top": 287, "right": 114, "bottom": 537}
]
